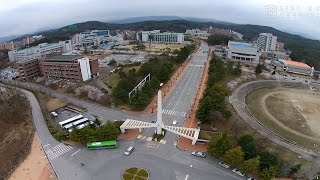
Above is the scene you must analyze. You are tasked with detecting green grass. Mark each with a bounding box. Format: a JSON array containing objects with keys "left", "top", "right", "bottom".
[
  {"left": 136, "top": 169, "right": 148, "bottom": 177},
  {"left": 125, "top": 168, "right": 138, "bottom": 174},
  {"left": 122, "top": 168, "right": 149, "bottom": 180},
  {"left": 104, "top": 73, "right": 120, "bottom": 90}
]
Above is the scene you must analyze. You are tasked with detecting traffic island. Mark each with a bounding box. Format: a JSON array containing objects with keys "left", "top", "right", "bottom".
[{"left": 122, "top": 167, "right": 149, "bottom": 180}]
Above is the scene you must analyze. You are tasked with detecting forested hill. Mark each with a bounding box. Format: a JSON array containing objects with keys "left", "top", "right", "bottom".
[{"left": 35, "top": 20, "right": 320, "bottom": 69}]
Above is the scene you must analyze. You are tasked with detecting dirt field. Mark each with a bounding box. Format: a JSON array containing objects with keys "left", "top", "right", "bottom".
[
  {"left": 46, "top": 99, "right": 66, "bottom": 112},
  {"left": 0, "top": 88, "right": 35, "bottom": 179},
  {"left": 246, "top": 87, "right": 320, "bottom": 150},
  {"left": 144, "top": 43, "right": 185, "bottom": 52},
  {"left": 9, "top": 134, "right": 56, "bottom": 180}
]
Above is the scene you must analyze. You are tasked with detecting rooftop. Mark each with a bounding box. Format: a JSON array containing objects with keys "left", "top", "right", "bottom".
[
  {"left": 44, "top": 55, "right": 82, "bottom": 62},
  {"left": 228, "top": 41, "right": 253, "bottom": 48},
  {"left": 279, "top": 59, "right": 310, "bottom": 69}
]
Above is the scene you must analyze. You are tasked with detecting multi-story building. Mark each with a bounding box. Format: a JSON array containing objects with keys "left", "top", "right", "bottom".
[
  {"left": 72, "top": 30, "right": 110, "bottom": 47},
  {"left": 136, "top": 30, "right": 184, "bottom": 43},
  {"left": 0, "top": 41, "right": 14, "bottom": 50},
  {"left": 226, "top": 41, "right": 260, "bottom": 62},
  {"left": 185, "top": 29, "right": 208, "bottom": 36},
  {"left": 272, "top": 59, "right": 312, "bottom": 75},
  {"left": 257, "top": 33, "right": 277, "bottom": 52},
  {"left": 276, "top": 42, "right": 285, "bottom": 52},
  {"left": 41, "top": 55, "right": 99, "bottom": 82},
  {"left": 213, "top": 45, "right": 226, "bottom": 58},
  {"left": 206, "top": 27, "right": 233, "bottom": 37},
  {"left": 16, "top": 59, "right": 41, "bottom": 81},
  {"left": 8, "top": 40, "right": 72, "bottom": 62}
]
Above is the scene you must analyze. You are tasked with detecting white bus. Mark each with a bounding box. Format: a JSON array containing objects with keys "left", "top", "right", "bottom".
[
  {"left": 59, "top": 115, "right": 84, "bottom": 127},
  {"left": 68, "top": 121, "right": 93, "bottom": 132},
  {"left": 63, "top": 118, "right": 89, "bottom": 130}
]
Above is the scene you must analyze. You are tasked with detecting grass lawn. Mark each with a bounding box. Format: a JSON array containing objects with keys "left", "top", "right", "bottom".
[
  {"left": 122, "top": 168, "right": 149, "bottom": 180},
  {"left": 46, "top": 98, "right": 66, "bottom": 112},
  {"left": 104, "top": 65, "right": 141, "bottom": 90}
]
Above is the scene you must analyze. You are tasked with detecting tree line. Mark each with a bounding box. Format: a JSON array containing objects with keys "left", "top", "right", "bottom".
[
  {"left": 196, "top": 57, "right": 241, "bottom": 124},
  {"left": 206, "top": 35, "right": 233, "bottom": 46},
  {"left": 208, "top": 134, "right": 301, "bottom": 179},
  {"left": 69, "top": 120, "right": 121, "bottom": 144},
  {"left": 113, "top": 44, "right": 196, "bottom": 110}
]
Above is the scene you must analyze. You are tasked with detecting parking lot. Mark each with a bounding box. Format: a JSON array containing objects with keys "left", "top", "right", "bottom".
[{"left": 50, "top": 107, "right": 95, "bottom": 133}]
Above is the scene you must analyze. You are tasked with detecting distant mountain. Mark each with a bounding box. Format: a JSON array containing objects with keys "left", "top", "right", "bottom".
[
  {"left": 108, "top": 16, "right": 232, "bottom": 25},
  {"left": 0, "top": 35, "right": 20, "bottom": 43}
]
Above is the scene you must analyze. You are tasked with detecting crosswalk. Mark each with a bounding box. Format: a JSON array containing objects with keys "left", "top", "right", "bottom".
[
  {"left": 162, "top": 109, "right": 186, "bottom": 117},
  {"left": 45, "top": 143, "right": 73, "bottom": 160}
]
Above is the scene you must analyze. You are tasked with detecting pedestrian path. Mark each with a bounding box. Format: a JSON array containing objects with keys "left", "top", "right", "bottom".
[
  {"left": 45, "top": 143, "right": 73, "bottom": 160},
  {"left": 162, "top": 109, "right": 186, "bottom": 117}
]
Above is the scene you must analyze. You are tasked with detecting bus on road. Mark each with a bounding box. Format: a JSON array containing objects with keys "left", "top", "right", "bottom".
[{"left": 87, "top": 140, "right": 118, "bottom": 150}]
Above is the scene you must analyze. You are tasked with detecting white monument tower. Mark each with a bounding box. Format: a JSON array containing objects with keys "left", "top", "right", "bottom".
[{"left": 156, "top": 90, "right": 163, "bottom": 134}]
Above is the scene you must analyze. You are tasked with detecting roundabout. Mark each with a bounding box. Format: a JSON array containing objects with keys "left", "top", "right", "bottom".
[{"left": 122, "top": 167, "right": 149, "bottom": 180}]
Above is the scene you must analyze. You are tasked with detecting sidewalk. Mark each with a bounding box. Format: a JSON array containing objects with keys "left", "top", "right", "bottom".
[{"left": 9, "top": 133, "right": 56, "bottom": 180}]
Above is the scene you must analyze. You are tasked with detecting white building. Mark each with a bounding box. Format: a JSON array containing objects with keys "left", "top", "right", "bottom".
[
  {"left": 226, "top": 41, "right": 260, "bottom": 62},
  {"left": 185, "top": 29, "right": 208, "bottom": 36},
  {"left": 71, "top": 30, "right": 110, "bottom": 47},
  {"left": 136, "top": 30, "right": 184, "bottom": 43},
  {"left": 78, "top": 57, "right": 92, "bottom": 81},
  {"left": 257, "top": 33, "right": 277, "bottom": 52},
  {"left": 8, "top": 40, "right": 72, "bottom": 62}
]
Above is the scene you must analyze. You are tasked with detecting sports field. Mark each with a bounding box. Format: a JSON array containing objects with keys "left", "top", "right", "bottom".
[{"left": 246, "top": 87, "right": 320, "bottom": 150}]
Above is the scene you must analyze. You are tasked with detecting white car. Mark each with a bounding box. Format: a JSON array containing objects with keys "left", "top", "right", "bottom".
[
  {"left": 172, "top": 120, "right": 177, "bottom": 125},
  {"left": 218, "top": 162, "right": 230, "bottom": 169},
  {"left": 232, "top": 168, "right": 245, "bottom": 177},
  {"left": 191, "top": 151, "right": 206, "bottom": 158}
]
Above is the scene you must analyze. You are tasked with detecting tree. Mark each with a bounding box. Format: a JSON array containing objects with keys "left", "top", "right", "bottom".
[
  {"left": 239, "top": 135, "right": 258, "bottom": 160},
  {"left": 108, "top": 59, "right": 117, "bottom": 66},
  {"left": 233, "top": 61, "right": 242, "bottom": 76},
  {"left": 259, "top": 152, "right": 279, "bottom": 171},
  {"left": 313, "top": 72, "right": 319, "bottom": 80},
  {"left": 260, "top": 166, "right": 278, "bottom": 180},
  {"left": 222, "top": 146, "right": 245, "bottom": 167},
  {"left": 94, "top": 118, "right": 102, "bottom": 127},
  {"left": 255, "top": 63, "right": 263, "bottom": 75},
  {"left": 207, "top": 35, "right": 233, "bottom": 46},
  {"left": 240, "top": 157, "right": 260, "bottom": 174},
  {"left": 208, "top": 134, "right": 231, "bottom": 157}
]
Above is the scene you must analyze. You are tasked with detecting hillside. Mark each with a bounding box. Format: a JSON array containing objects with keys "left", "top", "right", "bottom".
[{"left": 28, "top": 20, "right": 320, "bottom": 69}]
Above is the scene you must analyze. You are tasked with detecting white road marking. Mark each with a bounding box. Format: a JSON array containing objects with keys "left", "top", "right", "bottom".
[
  {"left": 185, "top": 175, "right": 189, "bottom": 180},
  {"left": 162, "top": 109, "right": 187, "bottom": 117},
  {"left": 71, "top": 149, "right": 81, "bottom": 157},
  {"left": 45, "top": 143, "right": 73, "bottom": 160},
  {"left": 43, "top": 144, "right": 50, "bottom": 147},
  {"left": 184, "top": 156, "right": 242, "bottom": 180}
]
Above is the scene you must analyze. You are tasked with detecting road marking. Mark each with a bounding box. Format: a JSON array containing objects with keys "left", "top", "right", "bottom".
[
  {"left": 45, "top": 143, "right": 73, "bottom": 160},
  {"left": 162, "top": 109, "right": 186, "bottom": 117},
  {"left": 184, "top": 156, "right": 242, "bottom": 180},
  {"left": 43, "top": 144, "right": 50, "bottom": 147},
  {"left": 71, "top": 149, "right": 81, "bottom": 157},
  {"left": 185, "top": 175, "right": 189, "bottom": 180}
]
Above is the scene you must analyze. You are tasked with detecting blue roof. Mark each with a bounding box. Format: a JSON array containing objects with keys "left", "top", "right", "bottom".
[{"left": 229, "top": 41, "right": 252, "bottom": 48}]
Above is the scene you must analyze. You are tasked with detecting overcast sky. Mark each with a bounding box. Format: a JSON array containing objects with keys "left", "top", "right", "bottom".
[{"left": 1, "top": 0, "right": 320, "bottom": 39}]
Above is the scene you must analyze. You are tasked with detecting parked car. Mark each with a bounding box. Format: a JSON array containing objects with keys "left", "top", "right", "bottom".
[
  {"left": 124, "top": 146, "right": 134, "bottom": 156},
  {"left": 172, "top": 120, "right": 177, "bottom": 125},
  {"left": 247, "top": 177, "right": 255, "bottom": 180},
  {"left": 191, "top": 151, "right": 206, "bottom": 158},
  {"left": 232, "top": 168, "right": 245, "bottom": 177},
  {"left": 218, "top": 162, "right": 230, "bottom": 169}
]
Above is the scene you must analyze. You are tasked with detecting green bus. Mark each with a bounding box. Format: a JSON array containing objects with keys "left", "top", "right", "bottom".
[{"left": 87, "top": 140, "right": 118, "bottom": 150}]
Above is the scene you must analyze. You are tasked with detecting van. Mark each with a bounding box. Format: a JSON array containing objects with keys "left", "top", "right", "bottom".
[{"left": 124, "top": 146, "right": 134, "bottom": 156}]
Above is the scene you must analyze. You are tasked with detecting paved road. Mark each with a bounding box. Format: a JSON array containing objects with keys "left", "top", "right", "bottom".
[{"left": 229, "top": 80, "right": 319, "bottom": 161}]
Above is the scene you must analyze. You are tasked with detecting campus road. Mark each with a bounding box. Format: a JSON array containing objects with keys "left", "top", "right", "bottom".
[{"left": 0, "top": 42, "right": 244, "bottom": 180}]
